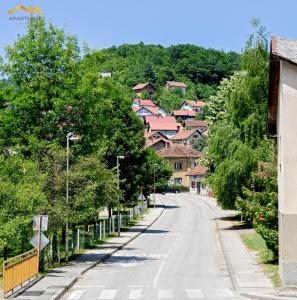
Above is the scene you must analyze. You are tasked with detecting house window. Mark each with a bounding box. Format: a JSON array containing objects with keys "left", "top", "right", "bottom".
[
  {"left": 191, "top": 181, "right": 196, "bottom": 189},
  {"left": 193, "top": 135, "right": 198, "bottom": 139},
  {"left": 174, "top": 162, "right": 182, "bottom": 170},
  {"left": 175, "top": 178, "right": 182, "bottom": 185}
]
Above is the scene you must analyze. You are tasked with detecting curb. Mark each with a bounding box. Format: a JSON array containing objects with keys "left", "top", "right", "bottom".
[
  {"left": 241, "top": 292, "right": 297, "bottom": 300},
  {"left": 15, "top": 203, "right": 165, "bottom": 300}
]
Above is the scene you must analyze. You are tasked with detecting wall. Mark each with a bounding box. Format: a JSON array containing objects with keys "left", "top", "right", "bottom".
[
  {"left": 166, "top": 157, "right": 193, "bottom": 187},
  {"left": 277, "top": 60, "right": 297, "bottom": 286}
]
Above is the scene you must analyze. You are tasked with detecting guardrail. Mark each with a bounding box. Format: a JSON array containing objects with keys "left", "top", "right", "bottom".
[{"left": 3, "top": 248, "right": 38, "bottom": 298}]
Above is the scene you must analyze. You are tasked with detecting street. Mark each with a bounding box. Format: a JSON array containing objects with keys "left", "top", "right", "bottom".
[{"left": 62, "top": 193, "right": 245, "bottom": 300}]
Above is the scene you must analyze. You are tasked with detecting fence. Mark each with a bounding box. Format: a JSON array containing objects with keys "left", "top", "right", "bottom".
[
  {"left": 44, "top": 206, "right": 144, "bottom": 267},
  {"left": 3, "top": 249, "right": 38, "bottom": 298}
]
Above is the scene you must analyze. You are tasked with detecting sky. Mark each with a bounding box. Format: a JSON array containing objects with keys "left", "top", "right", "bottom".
[{"left": 0, "top": 0, "right": 297, "bottom": 57}]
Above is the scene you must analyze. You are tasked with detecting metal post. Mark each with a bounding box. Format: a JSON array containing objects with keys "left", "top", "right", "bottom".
[
  {"left": 65, "top": 135, "right": 70, "bottom": 262},
  {"left": 153, "top": 164, "right": 156, "bottom": 208},
  {"left": 109, "top": 218, "right": 111, "bottom": 234},
  {"left": 112, "top": 216, "right": 115, "bottom": 233},
  {"left": 37, "top": 215, "right": 42, "bottom": 273},
  {"left": 99, "top": 222, "right": 102, "bottom": 241},
  {"left": 103, "top": 220, "right": 105, "bottom": 239},
  {"left": 77, "top": 229, "right": 80, "bottom": 252}
]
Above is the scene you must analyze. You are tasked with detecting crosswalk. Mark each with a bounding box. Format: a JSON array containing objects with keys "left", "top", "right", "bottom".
[{"left": 66, "top": 288, "right": 235, "bottom": 299}]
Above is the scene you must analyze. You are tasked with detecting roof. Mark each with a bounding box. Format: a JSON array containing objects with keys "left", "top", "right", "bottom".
[
  {"left": 186, "top": 165, "right": 208, "bottom": 176},
  {"left": 268, "top": 37, "right": 297, "bottom": 135},
  {"left": 184, "top": 120, "right": 207, "bottom": 128},
  {"left": 182, "top": 100, "right": 206, "bottom": 108},
  {"left": 133, "top": 99, "right": 156, "bottom": 107},
  {"left": 145, "top": 116, "right": 176, "bottom": 124},
  {"left": 171, "top": 129, "right": 200, "bottom": 140},
  {"left": 149, "top": 122, "right": 179, "bottom": 131},
  {"left": 145, "top": 138, "right": 170, "bottom": 149},
  {"left": 166, "top": 81, "right": 188, "bottom": 88},
  {"left": 157, "top": 144, "right": 203, "bottom": 158},
  {"left": 133, "top": 83, "right": 155, "bottom": 90},
  {"left": 144, "top": 131, "right": 169, "bottom": 140},
  {"left": 172, "top": 110, "right": 196, "bottom": 117}
]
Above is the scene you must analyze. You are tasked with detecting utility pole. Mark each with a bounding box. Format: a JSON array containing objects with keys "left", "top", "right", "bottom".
[
  {"left": 117, "top": 155, "right": 124, "bottom": 237},
  {"left": 153, "top": 164, "right": 157, "bottom": 208}
]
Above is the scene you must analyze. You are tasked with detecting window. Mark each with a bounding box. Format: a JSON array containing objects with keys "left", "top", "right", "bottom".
[
  {"left": 193, "top": 135, "right": 198, "bottom": 139},
  {"left": 174, "top": 162, "right": 182, "bottom": 170},
  {"left": 191, "top": 181, "right": 196, "bottom": 189},
  {"left": 175, "top": 178, "right": 182, "bottom": 185}
]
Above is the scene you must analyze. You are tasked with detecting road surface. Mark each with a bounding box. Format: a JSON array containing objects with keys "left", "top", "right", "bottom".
[{"left": 62, "top": 193, "right": 245, "bottom": 300}]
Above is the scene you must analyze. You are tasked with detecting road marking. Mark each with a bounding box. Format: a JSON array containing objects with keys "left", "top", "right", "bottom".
[
  {"left": 67, "top": 290, "right": 86, "bottom": 299},
  {"left": 128, "top": 285, "right": 150, "bottom": 288},
  {"left": 74, "top": 285, "right": 104, "bottom": 288},
  {"left": 158, "top": 289, "right": 173, "bottom": 298},
  {"left": 153, "top": 261, "right": 166, "bottom": 287},
  {"left": 215, "top": 289, "right": 234, "bottom": 297},
  {"left": 98, "top": 289, "right": 117, "bottom": 299},
  {"left": 129, "top": 289, "right": 142, "bottom": 299},
  {"left": 185, "top": 289, "right": 203, "bottom": 298}
]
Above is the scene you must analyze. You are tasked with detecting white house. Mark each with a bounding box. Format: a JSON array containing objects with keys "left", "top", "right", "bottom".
[{"left": 180, "top": 100, "right": 206, "bottom": 113}]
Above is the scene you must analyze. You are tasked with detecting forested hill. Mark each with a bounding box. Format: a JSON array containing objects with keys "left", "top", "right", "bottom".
[{"left": 82, "top": 43, "right": 240, "bottom": 99}]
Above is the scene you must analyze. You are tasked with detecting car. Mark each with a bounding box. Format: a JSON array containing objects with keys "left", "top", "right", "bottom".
[{"left": 165, "top": 186, "right": 181, "bottom": 193}]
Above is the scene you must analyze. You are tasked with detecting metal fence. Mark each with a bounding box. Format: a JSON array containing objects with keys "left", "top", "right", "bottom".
[{"left": 3, "top": 249, "right": 38, "bottom": 298}]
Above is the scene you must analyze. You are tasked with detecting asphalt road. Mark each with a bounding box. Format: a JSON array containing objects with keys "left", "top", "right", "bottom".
[{"left": 62, "top": 193, "right": 245, "bottom": 300}]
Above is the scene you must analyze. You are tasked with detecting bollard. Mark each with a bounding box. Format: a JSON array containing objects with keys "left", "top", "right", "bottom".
[{"left": 77, "top": 229, "right": 80, "bottom": 252}]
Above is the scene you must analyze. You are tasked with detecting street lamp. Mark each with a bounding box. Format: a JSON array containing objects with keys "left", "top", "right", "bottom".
[
  {"left": 65, "top": 132, "right": 80, "bottom": 262},
  {"left": 117, "top": 155, "right": 125, "bottom": 237},
  {"left": 153, "top": 164, "right": 158, "bottom": 208}
]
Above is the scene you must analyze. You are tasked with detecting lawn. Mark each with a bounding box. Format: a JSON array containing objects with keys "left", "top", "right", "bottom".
[{"left": 241, "top": 232, "right": 281, "bottom": 288}]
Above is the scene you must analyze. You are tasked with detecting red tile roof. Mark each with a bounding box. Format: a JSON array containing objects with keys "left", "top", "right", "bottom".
[
  {"left": 144, "top": 131, "right": 169, "bottom": 140},
  {"left": 173, "top": 110, "right": 196, "bottom": 117},
  {"left": 186, "top": 165, "right": 208, "bottom": 176},
  {"left": 133, "top": 83, "right": 155, "bottom": 90},
  {"left": 149, "top": 122, "right": 179, "bottom": 131},
  {"left": 157, "top": 144, "right": 203, "bottom": 158},
  {"left": 166, "top": 81, "right": 188, "bottom": 88},
  {"left": 134, "top": 99, "right": 156, "bottom": 107},
  {"left": 184, "top": 120, "right": 207, "bottom": 128},
  {"left": 145, "top": 116, "right": 176, "bottom": 124},
  {"left": 171, "top": 129, "right": 200, "bottom": 140},
  {"left": 145, "top": 138, "right": 170, "bottom": 149},
  {"left": 183, "top": 100, "right": 206, "bottom": 107}
]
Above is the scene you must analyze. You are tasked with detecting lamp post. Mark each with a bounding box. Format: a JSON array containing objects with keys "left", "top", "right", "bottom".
[
  {"left": 153, "top": 164, "right": 158, "bottom": 208},
  {"left": 117, "top": 155, "right": 125, "bottom": 237},
  {"left": 65, "top": 132, "right": 80, "bottom": 262}
]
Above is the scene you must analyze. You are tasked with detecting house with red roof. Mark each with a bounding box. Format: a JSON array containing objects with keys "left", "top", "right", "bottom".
[
  {"left": 164, "top": 81, "right": 188, "bottom": 95},
  {"left": 145, "top": 115, "right": 181, "bottom": 138},
  {"left": 172, "top": 110, "right": 196, "bottom": 121},
  {"left": 144, "top": 131, "right": 171, "bottom": 151},
  {"left": 132, "top": 99, "right": 167, "bottom": 120},
  {"left": 133, "top": 83, "right": 156, "bottom": 97},
  {"left": 180, "top": 100, "right": 206, "bottom": 113},
  {"left": 183, "top": 120, "right": 208, "bottom": 133},
  {"left": 171, "top": 129, "right": 202, "bottom": 146},
  {"left": 157, "top": 144, "right": 203, "bottom": 188},
  {"left": 186, "top": 165, "right": 209, "bottom": 194}
]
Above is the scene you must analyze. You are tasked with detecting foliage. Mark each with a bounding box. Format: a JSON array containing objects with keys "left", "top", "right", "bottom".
[
  {"left": 206, "top": 22, "right": 278, "bottom": 254},
  {"left": 192, "top": 137, "right": 208, "bottom": 152}
]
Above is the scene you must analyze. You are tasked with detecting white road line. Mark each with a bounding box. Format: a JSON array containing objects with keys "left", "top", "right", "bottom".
[
  {"left": 158, "top": 289, "right": 173, "bottom": 298},
  {"left": 215, "top": 289, "right": 234, "bottom": 297},
  {"left": 67, "top": 290, "right": 86, "bottom": 300},
  {"left": 74, "top": 285, "right": 104, "bottom": 288},
  {"left": 185, "top": 289, "right": 203, "bottom": 298},
  {"left": 129, "top": 289, "right": 142, "bottom": 299},
  {"left": 98, "top": 289, "right": 117, "bottom": 299},
  {"left": 153, "top": 261, "right": 166, "bottom": 287}
]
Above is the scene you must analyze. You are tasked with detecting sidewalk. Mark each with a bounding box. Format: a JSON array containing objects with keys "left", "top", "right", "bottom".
[
  {"left": 199, "top": 196, "right": 286, "bottom": 300},
  {"left": 11, "top": 203, "right": 164, "bottom": 300}
]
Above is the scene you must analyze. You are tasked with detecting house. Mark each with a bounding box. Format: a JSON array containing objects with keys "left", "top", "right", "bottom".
[
  {"left": 183, "top": 120, "right": 208, "bottom": 133},
  {"left": 186, "top": 165, "right": 208, "bottom": 194},
  {"left": 144, "top": 131, "right": 171, "bottom": 151},
  {"left": 164, "top": 81, "right": 188, "bottom": 95},
  {"left": 100, "top": 72, "right": 112, "bottom": 78},
  {"left": 145, "top": 116, "right": 181, "bottom": 138},
  {"left": 172, "top": 110, "right": 196, "bottom": 121},
  {"left": 157, "top": 144, "right": 203, "bottom": 188},
  {"left": 180, "top": 100, "right": 206, "bottom": 113},
  {"left": 133, "top": 83, "right": 156, "bottom": 97},
  {"left": 171, "top": 129, "right": 202, "bottom": 146},
  {"left": 267, "top": 37, "right": 297, "bottom": 286},
  {"left": 132, "top": 99, "right": 167, "bottom": 120}
]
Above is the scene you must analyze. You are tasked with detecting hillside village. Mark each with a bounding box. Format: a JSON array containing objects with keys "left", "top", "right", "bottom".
[{"left": 131, "top": 81, "right": 210, "bottom": 195}]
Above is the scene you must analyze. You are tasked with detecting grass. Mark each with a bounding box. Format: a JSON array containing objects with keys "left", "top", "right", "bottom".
[{"left": 241, "top": 232, "right": 281, "bottom": 288}]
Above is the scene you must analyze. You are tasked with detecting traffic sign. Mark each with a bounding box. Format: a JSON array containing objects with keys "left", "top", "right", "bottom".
[
  {"left": 33, "top": 215, "right": 48, "bottom": 231},
  {"left": 30, "top": 232, "right": 49, "bottom": 251}
]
